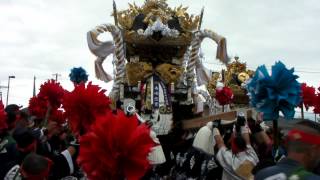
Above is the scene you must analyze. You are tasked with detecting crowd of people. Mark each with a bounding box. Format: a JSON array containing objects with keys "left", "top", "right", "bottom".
[
  {"left": 0, "top": 97, "right": 320, "bottom": 180},
  {"left": 0, "top": 103, "right": 80, "bottom": 179},
  {"left": 143, "top": 112, "right": 320, "bottom": 180}
]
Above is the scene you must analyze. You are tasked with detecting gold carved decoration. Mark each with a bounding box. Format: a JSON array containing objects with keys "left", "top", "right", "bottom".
[{"left": 115, "top": 0, "right": 200, "bottom": 33}]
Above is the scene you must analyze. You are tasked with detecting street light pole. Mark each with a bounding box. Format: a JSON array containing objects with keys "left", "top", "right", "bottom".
[
  {"left": 0, "top": 85, "right": 8, "bottom": 102},
  {"left": 6, "top": 76, "right": 15, "bottom": 106}
]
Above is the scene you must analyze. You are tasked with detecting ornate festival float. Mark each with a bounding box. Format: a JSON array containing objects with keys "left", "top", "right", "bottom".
[
  {"left": 87, "top": 0, "right": 255, "bottom": 132},
  {"left": 85, "top": 0, "right": 260, "bottom": 179},
  {"left": 20, "top": 0, "right": 309, "bottom": 179}
]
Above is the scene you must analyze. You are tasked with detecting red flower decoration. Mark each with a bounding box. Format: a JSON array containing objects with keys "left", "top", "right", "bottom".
[
  {"left": 78, "top": 110, "right": 154, "bottom": 180},
  {"left": 301, "top": 83, "right": 316, "bottom": 110},
  {"left": 38, "top": 79, "right": 66, "bottom": 109},
  {"left": 28, "top": 96, "right": 48, "bottom": 119},
  {"left": 62, "top": 82, "right": 111, "bottom": 135},
  {"left": 215, "top": 86, "right": 234, "bottom": 105},
  {"left": 0, "top": 101, "right": 7, "bottom": 131}
]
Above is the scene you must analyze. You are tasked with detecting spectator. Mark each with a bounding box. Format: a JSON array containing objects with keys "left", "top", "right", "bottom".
[
  {"left": 20, "top": 153, "right": 53, "bottom": 180},
  {"left": 5, "top": 104, "right": 21, "bottom": 132},
  {"left": 254, "top": 120, "right": 320, "bottom": 180},
  {"left": 213, "top": 115, "right": 259, "bottom": 180},
  {"left": 0, "top": 101, "right": 18, "bottom": 179},
  {"left": 247, "top": 116, "right": 275, "bottom": 175}
]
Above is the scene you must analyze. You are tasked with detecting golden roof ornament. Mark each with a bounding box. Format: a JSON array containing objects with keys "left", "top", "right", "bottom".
[
  {"left": 207, "top": 56, "right": 254, "bottom": 105},
  {"left": 227, "top": 56, "right": 247, "bottom": 74},
  {"left": 115, "top": 0, "right": 200, "bottom": 35}
]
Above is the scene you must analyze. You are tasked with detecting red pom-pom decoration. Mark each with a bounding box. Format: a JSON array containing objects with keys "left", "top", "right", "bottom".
[
  {"left": 38, "top": 79, "right": 65, "bottom": 109},
  {"left": 78, "top": 110, "right": 154, "bottom": 180},
  {"left": 215, "top": 86, "right": 234, "bottom": 105},
  {"left": 314, "top": 87, "right": 320, "bottom": 114},
  {"left": 28, "top": 96, "right": 48, "bottom": 119},
  {"left": 62, "top": 82, "right": 111, "bottom": 135},
  {"left": 50, "top": 109, "right": 66, "bottom": 127},
  {"left": 0, "top": 101, "right": 7, "bottom": 131},
  {"left": 301, "top": 83, "right": 316, "bottom": 110}
]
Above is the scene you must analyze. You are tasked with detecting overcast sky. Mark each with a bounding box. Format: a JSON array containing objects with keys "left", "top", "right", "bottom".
[{"left": 1, "top": 0, "right": 320, "bottom": 111}]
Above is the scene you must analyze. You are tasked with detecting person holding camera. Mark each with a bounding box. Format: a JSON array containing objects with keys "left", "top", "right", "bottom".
[{"left": 213, "top": 115, "right": 259, "bottom": 180}]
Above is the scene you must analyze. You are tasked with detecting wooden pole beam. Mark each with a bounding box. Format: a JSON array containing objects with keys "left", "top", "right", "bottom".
[{"left": 182, "top": 111, "right": 237, "bottom": 129}]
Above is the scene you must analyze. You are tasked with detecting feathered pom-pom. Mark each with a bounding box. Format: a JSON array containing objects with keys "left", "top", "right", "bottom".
[
  {"left": 38, "top": 79, "right": 65, "bottom": 109},
  {"left": 62, "top": 82, "right": 111, "bottom": 135},
  {"left": 69, "top": 67, "right": 89, "bottom": 84},
  {"left": 50, "top": 109, "right": 66, "bottom": 127},
  {"left": 301, "top": 83, "right": 316, "bottom": 110},
  {"left": 0, "top": 101, "right": 7, "bottom": 131},
  {"left": 78, "top": 110, "right": 154, "bottom": 180},
  {"left": 314, "top": 86, "right": 320, "bottom": 114},
  {"left": 29, "top": 96, "right": 66, "bottom": 126},
  {"left": 246, "top": 61, "right": 301, "bottom": 120},
  {"left": 28, "top": 96, "right": 48, "bottom": 119},
  {"left": 314, "top": 97, "right": 320, "bottom": 114},
  {"left": 215, "top": 86, "right": 234, "bottom": 105}
]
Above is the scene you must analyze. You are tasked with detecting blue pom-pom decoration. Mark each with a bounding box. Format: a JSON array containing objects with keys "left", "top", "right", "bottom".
[
  {"left": 246, "top": 61, "right": 301, "bottom": 120},
  {"left": 69, "top": 67, "right": 89, "bottom": 84}
]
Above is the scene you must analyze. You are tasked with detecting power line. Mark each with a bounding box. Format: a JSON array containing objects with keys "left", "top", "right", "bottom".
[
  {"left": 295, "top": 70, "right": 320, "bottom": 74},
  {"left": 202, "top": 61, "right": 320, "bottom": 74}
]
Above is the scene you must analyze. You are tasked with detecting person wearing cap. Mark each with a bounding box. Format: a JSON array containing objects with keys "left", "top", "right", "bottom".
[
  {"left": 254, "top": 120, "right": 320, "bottom": 180},
  {"left": 213, "top": 115, "right": 259, "bottom": 180},
  {"left": 297, "top": 121, "right": 320, "bottom": 175}
]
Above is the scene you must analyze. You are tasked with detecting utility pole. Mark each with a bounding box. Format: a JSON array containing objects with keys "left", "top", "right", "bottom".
[
  {"left": 52, "top": 73, "right": 61, "bottom": 82},
  {"left": 33, "top": 76, "right": 36, "bottom": 97},
  {"left": 6, "top": 76, "right": 15, "bottom": 106}
]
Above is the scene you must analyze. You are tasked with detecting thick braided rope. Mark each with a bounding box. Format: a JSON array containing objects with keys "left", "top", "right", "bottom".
[
  {"left": 187, "top": 32, "right": 201, "bottom": 81},
  {"left": 200, "top": 90, "right": 215, "bottom": 114},
  {"left": 94, "top": 24, "right": 125, "bottom": 100},
  {"left": 187, "top": 29, "right": 225, "bottom": 89}
]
